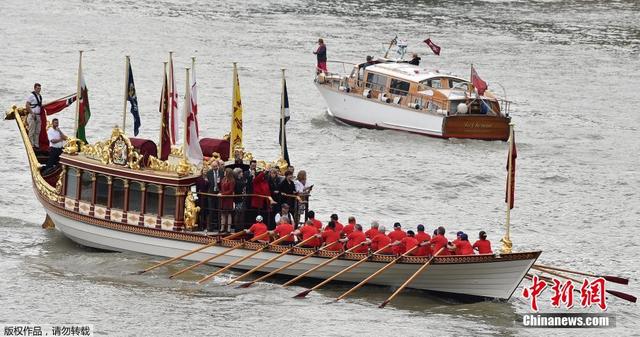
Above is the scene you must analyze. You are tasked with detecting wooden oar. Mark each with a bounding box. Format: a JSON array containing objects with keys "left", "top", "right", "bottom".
[
  {"left": 197, "top": 234, "right": 291, "bottom": 285},
  {"left": 334, "top": 245, "right": 421, "bottom": 301},
  {"left": 379, "top": 247, "right": 444, "bottom": 308},
  {"left": 226, "top": 235, "right": 319, "bottom": 285},
  {"left": 534, "top": 264, "right": 629, "bottom": 285},
  {"left": 169, "top": 232, "right": 268, "bottom": 279},
  {"left": 282, "top": 242, "right": 367, "bottom": 287},
  {"left": 294, "top": 243, "right": 394, "bottom": 298},
  {"left": 137, "top": 231, "right": 244, "bottom": 275},
  {"left": 237, "top": 242, "right": 333, "bottom": 289},
  {"left": 533, "top": 266, "right": 637, "bottom": 303}
]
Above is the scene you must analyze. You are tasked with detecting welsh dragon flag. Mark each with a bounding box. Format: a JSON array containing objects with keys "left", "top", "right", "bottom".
[{"left": 76, "top": 67, "right": 91, "bottom": 143}]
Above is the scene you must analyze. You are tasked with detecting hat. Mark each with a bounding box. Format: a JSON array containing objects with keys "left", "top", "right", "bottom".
[
  {"left": 456, "top": 231, "right": 464, "bottom": 237},
  {"left": 393, "top": 222, "right": 401, "bottom": 228},
  {"left": 461, "top": 233, "right": 468, "bottom": 241},
  {"left": 256, "top": 215, "right": 263, "bottom": 222},
  {"left": 407, "top": 230, "right": 415, "bottom": 236}
]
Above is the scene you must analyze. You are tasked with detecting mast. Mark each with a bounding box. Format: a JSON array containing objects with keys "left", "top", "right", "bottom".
[
  {"left": 158, "top": 62, "right": 167, "bottom": 157},
  {"left": 75, "top": 50, "right": 83, "bottom": 134},
  {"left": 280, "top": 68, "right": 285, "bottom": 160},
  {"left": 502, "top": 123, "right": 515, "bottom": 254},
  {"left": 122, "top": 55, "right": 130, "bottom": 132}
]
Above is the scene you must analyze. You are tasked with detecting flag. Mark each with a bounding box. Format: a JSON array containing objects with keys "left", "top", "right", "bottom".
[
  {"left": 159, "top": 68, "right": 171, "bottom": 160},
  {"left": 505, "top": 130, "right": 517, "bottom": 209},
  {"left": 424, "top": 38, "right": 441, "bottom": 56},
  {"left": 229, "top": 64, "right": 243, "bottom": 153},
  {"left": 43, "top": 94, "right": 77, "bottom": 115},
  {"left": 39, "top": 93, "right": 77, "bottom": 149},
  {"left": 279, "top": 78, "right": 291, "bottom": 166},
  {"left": 127, "top": 62, "right": 141, "bottom": 136},
  {"left": 471, "top": 65, "right": 488, "bottom": 96},
  {"left": 76, "top": 68, "right": 91, "bottom": 144},
  {"left": 169, "top": 54, "right": 179, "bottom": 144},
  {"left": 185, "top": 64, "right": 203, "bottom": 163}
]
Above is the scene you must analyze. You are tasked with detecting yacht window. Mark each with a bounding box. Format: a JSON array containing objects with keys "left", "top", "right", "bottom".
[
  {"left": 95, "top": 174, "right": 109, "bottom": 206},
  {"left": 389, "top": 79, "right": 410, "bottom": 96},
  {"left": 365, "top": 73, "right": 388, "bottom": 92},
  {"left": 111, "top": 179, "right": 125, "bottom": 210},
  {"left": 65, "top": 167, "right": 78, "bottom": 199},
  {"left": 128, "top": 182, "right": 143, "bottom": 213},
  {"left": 163, "top": 187, "right": 177, "bottom": 218},
  {"left": 79, "top": 171, "right": 93, "bottom": 203},
  {"left": 146, "top": 184, "right": 161, "bottom": 215}
]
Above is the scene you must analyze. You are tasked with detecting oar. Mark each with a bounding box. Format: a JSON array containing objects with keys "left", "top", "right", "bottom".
[
  {"left": 379, "top": 247, "right": 444, "bottom": 308},
  {"left": 282, "top": 242, "right": 367, "bottom": 287},
  {"left": 237, "top": 242, "right": 333, "bottom": 289},
  {"left": 227, "top": 235, "right": 319, "bottom": 285},
  {"left": 334, "top": 245, "right": 420, "bottom": 301},
  {"left": 169, "top": 232, "right": 268, "bottom": 279},
  {"left": 294, "top": 243, "right": 394, "bottom": 298},
  {"left": 137, "top": 231, "right": 244, "bottom": 275},
  {"left": 197, "top": 234, "right": 292, "bottom": 285},
  {"left": 533, "top": 266, "right": 637, "bottom": 303},
  {"left": 534, "top": 264, "right": 629, "bottom": 285}
]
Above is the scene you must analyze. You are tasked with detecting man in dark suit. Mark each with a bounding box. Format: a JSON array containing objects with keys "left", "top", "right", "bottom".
[{"left": 205, "top": 160, "right": 224, "bottom": 231}]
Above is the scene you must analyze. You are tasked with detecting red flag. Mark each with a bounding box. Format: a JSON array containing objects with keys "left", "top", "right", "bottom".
[
  {"left": 471, "top": 65, "right": 488, "bottom": 96},
  {"left": 38, "top": 94, "right": 78, "bottom": 150},
  {"left": 424, "top": 38, "right": 441, "bottom": 55},
  {"left": 505, "top": 131, "right": 517, "bottom": 209},
  {"left": 169, "top": 55, "right": 179, "bottom": 144},
  {"left": 159, "top": 68, "right": 171, "bottom": 160}
]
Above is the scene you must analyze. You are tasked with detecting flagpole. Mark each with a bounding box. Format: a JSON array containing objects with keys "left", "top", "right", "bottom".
[
  {"left": 169, "top": 51, "right": 176, "bottom": 145},
  {"left": 122, "top": 55, "right": 130, "bottom": 132},
  {"left": 502, "top": 122, "right": 515, "bottom": 254},
  {"left": 159, "top": 62, "right": 167, "bottom": 157},
  {"left": 183, "top": 67, "right": 190, "bottom": 160},
  {"left": 280, "top": 68, "right": 286, "bottom": 160},
  {"left": 75, "top": 50, "right": 83, "bottom": 135},
  {"left": 229, "top": 62, "right": 237, "bottom": 156}
]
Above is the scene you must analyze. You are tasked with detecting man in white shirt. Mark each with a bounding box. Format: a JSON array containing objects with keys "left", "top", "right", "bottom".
[
  {"left": 44, "top": 118, "right": 67, "bottom": 172},
  {"left": 25, "top": 83, "right": 43, "bottom": 149}
]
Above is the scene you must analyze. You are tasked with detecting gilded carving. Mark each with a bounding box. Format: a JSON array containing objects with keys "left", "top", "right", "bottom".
[{"left": 183, "top": 192, "right": 200, "bottom": 231}]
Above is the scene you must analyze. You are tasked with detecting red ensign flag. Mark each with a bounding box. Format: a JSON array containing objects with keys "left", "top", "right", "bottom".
[
  {"left": 424, "top": 38, "right": 441, "bottom": 55},
  {"left": 471, "top": 65, "right": 488, "bottom": 96}
]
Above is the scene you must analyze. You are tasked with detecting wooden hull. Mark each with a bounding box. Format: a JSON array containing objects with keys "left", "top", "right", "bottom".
[{"left": 443, "top": 115, "right": 510, "bottom": 141}]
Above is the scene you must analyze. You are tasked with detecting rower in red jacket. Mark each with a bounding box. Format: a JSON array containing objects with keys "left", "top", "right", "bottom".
[
  {"left": 343, "top": 216, "right": 356, "bottom": 236},
  {"left": 295, "top": 220, "right": 321, "bottom": 247},
  {"left": 368, "top": 225, "right": 393, "bottom": 254},
  {"left": 455, "top": 233, "right": 474, "bottom": 255},
  {"left": 245, "top": 215, "right": 268, "bottom": 242},
  {"left": 472, "top": 231, "right": 493, "bottom": 254},
  {"left": 307, "top": 210, "right": 323, "bottom": 230},
  {"left": 394, "top": 230, "right": 419, "bottom": 255},
  {"left": 330, "top": 214, "right": 344, "bottom": 234},
  {"left": 365, "top": 221, "right": 380, "bottom": 239},
  {"left": 430, "top": 226, "right": 449, "bottom": 256},
  {"left": 414, "top": 224, "right": 432, "bottom": 256},
  {"left": 341, "top": 224, "right": 368, "bottom": 253},
  {"left": 388, "top": 223, "right": 407, "bottom": 255},
  {"left": 321, "top": 221, "right": 342, "bottom": 251},
  {"left": 271, "top": 217, "right": 295, "bottom": 245}
]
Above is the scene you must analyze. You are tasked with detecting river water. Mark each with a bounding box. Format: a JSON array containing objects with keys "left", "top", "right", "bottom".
[{"left": 0, "top": 0, "right": 638, "bottom": 336}]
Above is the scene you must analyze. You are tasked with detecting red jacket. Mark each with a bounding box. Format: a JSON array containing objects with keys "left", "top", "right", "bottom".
[
  {"left": 398, "top": 236, "right": 419, "bottom": 255},
  {"left": 371, "top": 233, "right": 392, "bottom": 254},
  {"left": 365, "top": 227, "right": 379, "bottom": 240},
  {"left": 275, "top": 223, "right": 294, "bottom": 241},
  {"left": 343, "top": 223, "right": 356, "bottom": 236},
  {"left": 456, "top": 240, "right": 474, "bottom": 255},
  {"left": 473, "top": 239, "right": 493, "bottom": 254},
  {"left": 300, "top": 225, "right": 320, "bottom": 247},
  {"left": 430, "top": 235, "right": 449, "bottom": 256},
  {"left": 388, "top": 228, "right": 407, "bottom": 242},
  {"left": 321, "top": 228, "right": 341, "bottom": 251},
  {"left": 415, "top": 231, "right": 432, "bottom": 256},
  {"left": 251, "top": 172, "right": 271, "bottom": 209},
  {"left": 346, "top": 230, "right": 368, "bottom": 253},
  {"left": 310, "top": 218, "right": 323, "bottom": 230},
  {"left": 248, "top": 222, "right": 268, "bottom": 238}
]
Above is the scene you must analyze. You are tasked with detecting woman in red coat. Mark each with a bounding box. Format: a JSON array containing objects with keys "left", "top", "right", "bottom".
[
  {"left": 251, "top": 171, "right": 271, "bottom": 209},
  {"left": 220, "top": 168, "right": 235, "bottom": 233}
]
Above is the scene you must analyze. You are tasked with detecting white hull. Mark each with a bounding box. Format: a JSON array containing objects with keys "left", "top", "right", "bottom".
[
  {"left": 316, "top": 84, "right": 445, "bottom": 137},
  {"left": 49, "top": 211, "right": 538, "bottom": 300}
]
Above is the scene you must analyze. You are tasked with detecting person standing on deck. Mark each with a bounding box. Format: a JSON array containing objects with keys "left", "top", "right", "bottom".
[
  {"left": 44, "top": 118, "right": 67, "bottom": 173},
  {"left": 26, "top": 83, "right": 43, "bottom": 149},
  {"left": 313, "top": 38, "right": 327, "bottom": 74}
]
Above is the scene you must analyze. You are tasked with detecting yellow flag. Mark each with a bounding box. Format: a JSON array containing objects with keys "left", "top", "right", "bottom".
[{"left": 230, "top": 63, "right": 243, "bottom": 153}]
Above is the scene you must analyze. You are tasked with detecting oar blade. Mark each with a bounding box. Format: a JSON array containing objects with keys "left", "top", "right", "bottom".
[
  {"left": 603, "top": 276, "right": 629, "bottom": 285},
  {"left": 378, "top": 300, "right": 390, "bottom": 308},
  {"left": 606, "top": 289, "right": 637, "bottom": 303},
  {"left": 237, "top": 282, "right": 253, "bottom": 289},
  {"left": 294, "top": 289, "right": 312, "bottom": 298}
]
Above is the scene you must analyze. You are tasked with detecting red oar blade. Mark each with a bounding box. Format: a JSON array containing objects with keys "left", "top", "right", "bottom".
[
  {"left": 603, "top": 275, "right": 629, "bottom": 285},
  {"left": 606, "top": 289, "right": 636, "bottom": 303},
  {"left": 294, "top": 289, "right": 312, "bottom": 298}
]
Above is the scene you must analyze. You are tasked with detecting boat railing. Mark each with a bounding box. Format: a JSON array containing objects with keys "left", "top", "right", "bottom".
[
  {"left": 196, "top": 191, "right": 310, "bottom": 232},
  {"left": 318, "top": 73, "right": 449, "bottom": 116}
]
